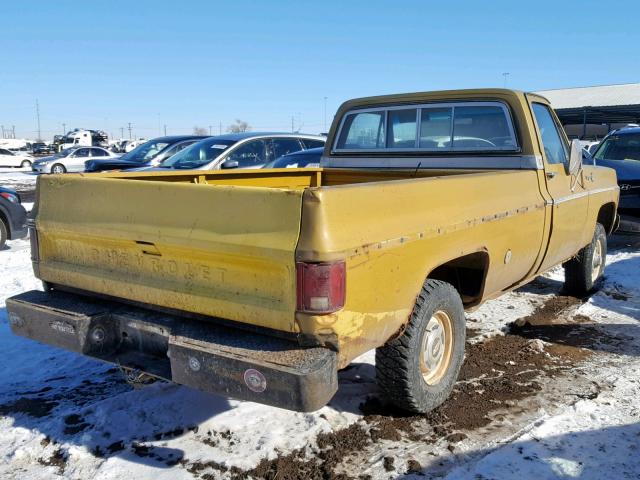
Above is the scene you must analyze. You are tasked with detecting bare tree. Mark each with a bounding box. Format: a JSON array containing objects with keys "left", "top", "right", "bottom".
[
  {"left": 193, "top": 126, "right": 208, "bottom": 135},
  {"left": 226, "top": 119, "right": 251, "bottom": 133}
]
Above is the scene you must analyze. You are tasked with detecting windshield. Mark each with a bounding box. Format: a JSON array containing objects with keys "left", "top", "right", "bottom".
[
  {"left": 594, "top": 133, "right": 640, "bottom": 162},
  {"left": 118, "top": 140, "right": 170, "bottom": 163},
  {"left": 54, "top": 148, "right": 75, "bottom": 158},
  {"left": 161, "top": 139, "right": 236, "bottom": 169}
]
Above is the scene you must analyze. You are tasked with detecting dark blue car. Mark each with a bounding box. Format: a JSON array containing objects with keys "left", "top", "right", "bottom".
[
  {"left": 589, "top": 126, "right": 640, "bottom": 232},
  {"left": 0, "top": 186, "right": 28, "bottom": 248}
]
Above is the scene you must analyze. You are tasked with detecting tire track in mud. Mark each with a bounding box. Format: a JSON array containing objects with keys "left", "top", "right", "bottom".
[{"left": 184, "top": 294, "right": 618, "bottom": 480}]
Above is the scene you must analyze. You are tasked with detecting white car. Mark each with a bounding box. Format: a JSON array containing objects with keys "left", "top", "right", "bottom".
[
  {"left": 0, "top": 148, "right": 34, "bottom": 168},
  {"left": 32, "top": 146, "right": 121, "bottom": 174}
]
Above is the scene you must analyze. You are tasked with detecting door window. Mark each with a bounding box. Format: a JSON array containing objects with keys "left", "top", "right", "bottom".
[
  {"left": 226, "top": 140, "right": 267, "bottom": 167},
  {"left": 532, "top": 103, "right": 568, "bottom": 165},
  {"left": 301, "top": 138, "right": 325, "bottom": 149},
  {"left": 90, "top": 148, "right": 107, "bottom": 157},
  {"left": 74, "top": 148, "right": 90, "bottom": 157},
  {"left": 272, "top": 138, "right": 303, "bottom": 159}
]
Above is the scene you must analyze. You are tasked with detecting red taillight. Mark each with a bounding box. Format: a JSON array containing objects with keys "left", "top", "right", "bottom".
[{"left": 296, "top": 261, "right": 346, "bottom": 314}]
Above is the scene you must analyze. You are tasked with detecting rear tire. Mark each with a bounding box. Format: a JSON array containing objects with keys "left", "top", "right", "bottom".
[
  {"left": 51, "top": 163, "right": 66, "bottom": 174},
  {"left": 563, "top": 223, "right": 607, "bottom": 295},
  {"left": 375, "top": 279, "right": 466, "bottom": 413},
  {"left": 0, "top": 218, "right": 7, "bottom": 249}
]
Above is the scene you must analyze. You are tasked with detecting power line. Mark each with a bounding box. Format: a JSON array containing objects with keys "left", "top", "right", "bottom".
[{"left": 127, "top": 122, "right": 132, "bottom": 140}]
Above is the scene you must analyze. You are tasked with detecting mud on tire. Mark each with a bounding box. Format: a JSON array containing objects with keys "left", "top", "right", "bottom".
[
  {"left": 375, "top": 279, "right": 466, "bottom": 413},
  {"left": 563, "top": 222, "right": 607, "bottom": 295}
]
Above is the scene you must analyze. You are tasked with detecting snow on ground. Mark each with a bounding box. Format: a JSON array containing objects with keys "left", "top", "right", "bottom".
[
  {"left": 0, "top": 232, "right": 639, "bottom": 479},
  {"left": 0, "top": 168, "right": 38, "bottom": 191}
]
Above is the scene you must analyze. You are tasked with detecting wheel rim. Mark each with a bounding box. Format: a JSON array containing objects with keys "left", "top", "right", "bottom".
[
  {"left": 591, "top": 239, "right": 603, "bottom": 283},
  {"left": 52, "top": 165, "right": 64, "bottom": 174},
  {"left": 420, "top": 310, "right": 454, "bottom": 385}
]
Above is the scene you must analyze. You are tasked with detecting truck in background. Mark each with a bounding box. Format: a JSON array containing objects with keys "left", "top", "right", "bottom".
[{"left": 59, "top": 129, "right": 109, "bottom": 151}]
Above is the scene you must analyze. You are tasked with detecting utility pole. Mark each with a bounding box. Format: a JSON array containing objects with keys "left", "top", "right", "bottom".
[
  {"left": 36, "top": 99, "right": 41, "bottom": 140},
  {"left": 323, "top": 96, "right": 328, "bottom": 133},
  {"left": 12, "top": 126, "right": 15, "bottom": 139},
  {"left": 502, "top": 72, "right": 510, "bottom": 88},
  {"left": 291, "top": 116, "right": 294, "bottom": 133},
  {"left": 164, "top": 124, "right": 167, "bottom": 136},
  {"left": 1, "top": 126, "right": 4, "bottom": 138},
  {"left": 62, "top": 123, "right": 66, "bottom": 135},
  {"left": 208, "top": 125, "right": 212, "bottom": 135},
  {"left": 120, "top": 127, "right": 124, "bottom": 139},
  {"left": 127, "top": 123, "right": 132, "bottom": 140},
  {"left": 219, "top": 121, "right": 222, "bottom": 135}
]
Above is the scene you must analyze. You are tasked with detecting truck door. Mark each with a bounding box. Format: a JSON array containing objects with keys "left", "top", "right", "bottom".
[{"left": 530, "top": 101, "right": 589, "bottom": 272}]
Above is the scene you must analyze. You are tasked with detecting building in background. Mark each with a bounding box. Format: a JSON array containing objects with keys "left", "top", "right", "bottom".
[{"left": 535, "top": 83, "right": 640, "bottom": 140}]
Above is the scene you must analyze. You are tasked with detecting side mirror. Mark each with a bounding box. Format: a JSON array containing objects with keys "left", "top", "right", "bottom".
[
  {"left": 568, "top": 139, "right": 583, "bottom": 176},
  {"left": 221, "top": 159, "right": 239, "bottom": 169}
]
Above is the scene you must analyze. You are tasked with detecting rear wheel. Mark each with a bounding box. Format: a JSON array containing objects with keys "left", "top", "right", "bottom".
[
  {"left": 564, "top": 223, "right": 607, "bottom": 295},
  {"left": 20, "top": 159, "right": 32, "bottom": 168},
  {"left": 376, "top": 279, "right": 466, "bottom": 413},
  {"left": 0, "top": 217, "right": 7, "bottom": 249},
  {"left": 51, "top": 163, "right": 66, "bottom": 174}
]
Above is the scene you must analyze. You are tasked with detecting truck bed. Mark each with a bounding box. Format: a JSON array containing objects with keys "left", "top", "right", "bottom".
[{"left": 31, "top": 166, "right": 545, "bottom": 350}]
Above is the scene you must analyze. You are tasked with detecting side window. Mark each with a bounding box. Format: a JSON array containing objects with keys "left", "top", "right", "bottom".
[
  {"left": 452, "top": 105, "right": 515, "bottom": 149},
  {"left": 90, "top": 148, "right": 107, "bottom": 157},
  {"left": 0, "top": 149, "right": 10, "bottom": 155},
  {"left": 532, "top": 103, "right": 568, "bottom": 165},
  {"left": 226, "top": 140, "right": 267, "bottom": 168},
  {"left": 387, "top": 109, "right": 417, "bottom": 148},
  {"left": 420, "top": 108, "right": 452, "bottom": 149},
  {"left": 272, "top": 138, "right": 303, "bottom": 159},
  {"left": 75, "top": 148, "right": 90, "bottom": 157},
  {"left": 336, "top": 111, "right": 385, "bottom": 149},
  {"left": 301, "top": 139, "right": 325, "bottom": 149}
]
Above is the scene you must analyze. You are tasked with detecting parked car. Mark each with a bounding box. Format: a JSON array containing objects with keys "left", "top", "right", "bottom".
[
  {"left": 263, "top": 147, "right": 323, "bottom": 169},
  {"left": 0, "top": 186, "right": 27, "bottom": 248},
  {"left": 7, "top": 89, "right": 618, "bottom": 413},
  {"left": 588, "top": 126, "right": 640, "bottom": 232},
  {"left": 0, "top": 148, "right": 34, "bottom": 168},
  {"left": 157, "top": 133, "right": 326, "bottom": 171},
  {"left": 32, "top": 146, "right": 120, "bottom": 174},
  {"left": 84, "top": 136, "right": 207, "bottom": 172},
  {"left": 31, "top": 142, "right": 56, "bottom": 155}
]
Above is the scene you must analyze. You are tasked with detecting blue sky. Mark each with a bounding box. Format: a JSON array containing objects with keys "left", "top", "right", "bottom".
[{"left": 1, "top": 0, "right": 638, "bottom": 140}]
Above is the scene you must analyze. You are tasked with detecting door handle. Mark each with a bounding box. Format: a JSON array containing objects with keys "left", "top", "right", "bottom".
[{"left": 545, "top": 171, "right": 557, "bottom": 179}]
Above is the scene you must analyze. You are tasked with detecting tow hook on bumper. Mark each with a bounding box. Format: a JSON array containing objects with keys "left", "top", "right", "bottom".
[{"left": 7, "top": 290, "right": 338, "bottom": 412}]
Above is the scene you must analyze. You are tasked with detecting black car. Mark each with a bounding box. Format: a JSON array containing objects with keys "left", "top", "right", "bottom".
[
  {"left": 262, "top": 147, "right": 323, "bottom": 169},
  {"left": 588, "top": 126, "right": 640, "bottom": 232},
  {"left": 31, "top": 142, "right": 55, "bottom": 155},
  {"left": 0, "top": 187, "right": 28, "bottom": 248},
  {"left": 84, "top": 135, "right": 208, "bottom": 172}
]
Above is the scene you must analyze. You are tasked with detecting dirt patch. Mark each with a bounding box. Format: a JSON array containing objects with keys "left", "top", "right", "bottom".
[
  {"left": 188, "top": 295, "right": 600, "bottom": 480},
  {"left": 38, "top": 448, "right": 67, "bottom": 475}
]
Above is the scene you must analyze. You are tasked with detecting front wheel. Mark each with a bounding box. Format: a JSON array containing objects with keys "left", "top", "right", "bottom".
[
  {"left": 20, "top": 159, "right": 32, "bottom": 168},
  {"left": 563, "top": 223, "right": 607, "bottom": 295},
  {"left": 51, "top": 163, "right": 66, "bottom": 174},
  {"left": 376, "top": 279, "right": 466, "bottom": 413}
]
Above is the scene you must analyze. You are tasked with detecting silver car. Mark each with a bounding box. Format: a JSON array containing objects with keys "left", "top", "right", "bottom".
[{"left": 32, "top": 147, "right": 120, "bottom": 174}]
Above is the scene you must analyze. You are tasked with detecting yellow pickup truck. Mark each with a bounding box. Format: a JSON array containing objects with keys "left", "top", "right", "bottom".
[{"left": 8, "top": 89, "right": 619, "bottom": 413}]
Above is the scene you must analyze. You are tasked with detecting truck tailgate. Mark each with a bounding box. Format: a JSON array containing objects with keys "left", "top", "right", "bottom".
[{"left": 33, "top": 175, "right": 303, "bottom": 333}]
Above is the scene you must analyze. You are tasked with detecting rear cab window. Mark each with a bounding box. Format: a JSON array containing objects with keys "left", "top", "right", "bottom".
[{"left": 334, "top": 101, "right": 518, "bottom": 153}]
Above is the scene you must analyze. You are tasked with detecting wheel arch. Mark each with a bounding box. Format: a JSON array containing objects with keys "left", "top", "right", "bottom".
[
  {"left": 426, "top": 249, "right": 490, "bottom": 309},
  {"left": 597, "top": 202, "right": 617, "bottom": 235}
]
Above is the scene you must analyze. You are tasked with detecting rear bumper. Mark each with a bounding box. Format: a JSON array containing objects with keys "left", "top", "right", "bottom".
[{"left": 6, "top": 290, "right": 338, "bottom": 412}]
